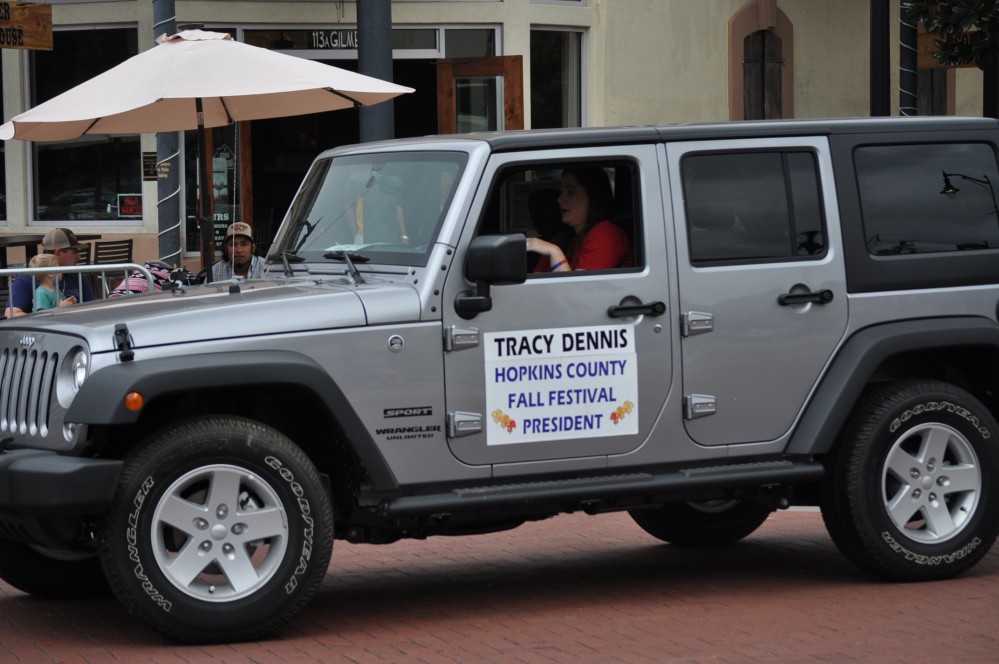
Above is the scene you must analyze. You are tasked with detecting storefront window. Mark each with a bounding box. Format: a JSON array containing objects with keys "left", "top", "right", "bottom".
[
  {"left": 31, "top": 27, "right": 139, "bottom": 223},
  {"left": 393, "top": 29, "right": 438, "bottom": 51},
  {"left": 445, "top": 29, "right": 496, "bottom": 58},
  {"left": 531, "top": 30, "right": 581, "bottom": 128}
]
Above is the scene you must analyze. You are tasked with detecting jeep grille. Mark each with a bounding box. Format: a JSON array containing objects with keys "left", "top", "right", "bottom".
[{"left": 0, "top": 346, "right": 58, "bottom": 437}]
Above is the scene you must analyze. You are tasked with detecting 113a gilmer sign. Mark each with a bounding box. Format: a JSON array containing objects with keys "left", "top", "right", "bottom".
[
  {"left": 0, "top": 2, "right": 52, "bottom": 51},
  {"left": 485, "top": 325, "right": 639, "bottom": 445}
]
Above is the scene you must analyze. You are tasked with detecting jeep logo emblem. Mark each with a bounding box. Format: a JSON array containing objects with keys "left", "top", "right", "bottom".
[{"left": 19, "top": 335, "right": 35, "bottom": 348}]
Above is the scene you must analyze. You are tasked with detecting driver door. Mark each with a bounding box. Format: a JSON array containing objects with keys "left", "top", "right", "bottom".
[{"left": 441, "top": 144, "right": 672, "bottom": 468}]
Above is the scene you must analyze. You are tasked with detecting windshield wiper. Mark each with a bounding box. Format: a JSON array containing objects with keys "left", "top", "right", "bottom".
[
  {"left": 268, "top": 250, "right": 306, "bottom": 277},
  {"left": 324, "top": 250, "right": 370, "bottom": 284},
  {"left": 293, "top": 217, "right": 322, "bottom": 253}
]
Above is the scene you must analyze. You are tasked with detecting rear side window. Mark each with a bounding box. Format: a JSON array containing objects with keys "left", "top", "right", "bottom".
[
  {"left": 681, "top": 151, "right": 825, "bottom": 264},
  {"left": 855, "top": 143, "right": 999, "bottom": 255}
]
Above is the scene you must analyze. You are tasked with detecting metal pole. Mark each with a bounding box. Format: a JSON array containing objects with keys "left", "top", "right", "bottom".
[
  {"left": 899, "top": 1, "right": 918, "bottom": 116},
  {"left": 152, "top": 0, "right": 182, "bottom": 265},
  {"left": 984, "top": 53, "right": 999, "bottom": 119},
  {"left": 871, "top": 0, "right": 891, "bottom": 116},
  {"left": 358, "top": 0, "right": 395, "bottom": 142}
]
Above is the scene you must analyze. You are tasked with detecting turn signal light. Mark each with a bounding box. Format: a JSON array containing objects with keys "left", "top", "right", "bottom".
[{"left": 124, "top": 391, "right": 144, "bottom": 412}]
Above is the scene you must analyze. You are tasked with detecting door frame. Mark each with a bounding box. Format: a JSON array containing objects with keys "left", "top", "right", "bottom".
[{"left": 437, "top": 56, "right": 524, "bottom": 134}]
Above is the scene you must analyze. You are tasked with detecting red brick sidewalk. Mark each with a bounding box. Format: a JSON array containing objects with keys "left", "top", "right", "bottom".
[{"left": 1, "top": 510, "right": 997, "bottom": 662}]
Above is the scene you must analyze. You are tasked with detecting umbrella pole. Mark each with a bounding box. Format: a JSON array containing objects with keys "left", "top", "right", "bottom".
[{"left": 196, "top": 98, "right": 214, "bottom": 280}]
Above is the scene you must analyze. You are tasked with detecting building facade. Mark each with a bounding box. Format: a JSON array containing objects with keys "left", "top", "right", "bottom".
[{"left": 0, "top": 0, "right": 986, "bottom": 268}]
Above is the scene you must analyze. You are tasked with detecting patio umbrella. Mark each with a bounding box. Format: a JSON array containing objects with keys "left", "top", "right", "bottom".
[{"left": 0, "top": 29, "right": 414, "bottom": 266}]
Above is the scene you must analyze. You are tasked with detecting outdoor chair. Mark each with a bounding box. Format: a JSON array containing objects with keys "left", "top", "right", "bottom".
[
  {"left": 93, "top": 239, "right": 134, "bottom": 296},
  {"left": 76, "top": 242, "right": 92, "bottom": 265}
]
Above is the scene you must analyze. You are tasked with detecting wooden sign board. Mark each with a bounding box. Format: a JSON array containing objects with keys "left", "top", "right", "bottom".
[
  {"left": 917, "top": 32, "right": 976, "bottom": 70},
  {"left": 0, "top": 2, "right": 53, "bottom": 51}
]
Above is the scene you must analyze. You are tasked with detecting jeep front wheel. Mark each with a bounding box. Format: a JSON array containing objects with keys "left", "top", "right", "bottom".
[
  {"left": 821, "top": 379, "right": 999, "bottom": 581},
  {"left": 99, "top": 416, "right": 334, "bottom": 643},
  {"left": 629, "top": 499, "right": 772, "bottom": 546}
]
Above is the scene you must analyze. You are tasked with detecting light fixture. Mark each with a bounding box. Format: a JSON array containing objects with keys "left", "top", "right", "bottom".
[
  {"left": 940, "top": 171, "right": 959, "bottom": 198},
  {"left": 940, "top": 170, "right": 999, "bottom": 227}
]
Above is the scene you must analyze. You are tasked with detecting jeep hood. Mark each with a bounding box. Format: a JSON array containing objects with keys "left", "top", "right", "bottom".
[{"left": 1, "top": 278, "right": 422, "bottom": 353}]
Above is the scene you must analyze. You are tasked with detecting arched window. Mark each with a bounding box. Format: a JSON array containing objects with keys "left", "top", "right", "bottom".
[
  {"left": 743, "top": 29, "right": 783, "bottom": 119},
  {"left": 729, "top": 1, "right": 794, "bottom": 120}
]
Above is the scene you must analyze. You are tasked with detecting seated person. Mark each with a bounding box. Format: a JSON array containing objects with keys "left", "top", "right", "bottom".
[
  {"left": 526, "top": 167, "right": 633, "bottom": 272},
  {"left": 28, "top": 253, "right": 76, "bottom": 311},
  {"left": 5, "top": 228, "right": 95, "bottom": 317},
  {"left": 526, "top": 187, "right": 573, "bottom": 272},
  {"left": 211, "top": 222, "right": 265, "bottom": 281}
]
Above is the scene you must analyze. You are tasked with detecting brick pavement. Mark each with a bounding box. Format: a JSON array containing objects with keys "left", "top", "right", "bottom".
[{"left": 0, "top": 509, "right": 996, "bottom": 663}]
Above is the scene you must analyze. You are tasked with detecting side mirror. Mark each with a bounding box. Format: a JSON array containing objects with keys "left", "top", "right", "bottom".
[{"left": 455, "top": 233, "right": 527, "bottom": 319}]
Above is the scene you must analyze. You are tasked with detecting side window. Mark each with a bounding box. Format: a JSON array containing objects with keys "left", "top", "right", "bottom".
[
  {"left": 479, "top": 161, "right": 642, "bottom": 274},
  {"left": 682, "top": 151, "right": 825, "bottom": 264},
  {"left": 855, "top": 143, "right": 999, "bottom": 255}
]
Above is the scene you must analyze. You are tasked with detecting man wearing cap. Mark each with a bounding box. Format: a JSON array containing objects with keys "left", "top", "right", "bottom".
[
  {"left": 211, "top": 222, "right": 264, "bottom": 282},
  {"left": 5, "top": 228, "right": 96, "bottom": 317}
]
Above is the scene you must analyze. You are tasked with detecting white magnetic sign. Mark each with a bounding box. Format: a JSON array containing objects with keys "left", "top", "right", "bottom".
[{"left": 484, "top": 324, "right": 638, "bottom": 445}]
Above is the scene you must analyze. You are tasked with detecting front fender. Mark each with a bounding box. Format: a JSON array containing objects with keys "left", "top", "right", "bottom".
[{"left": 65, "top": 350, "right": 398, "bottom": 490}]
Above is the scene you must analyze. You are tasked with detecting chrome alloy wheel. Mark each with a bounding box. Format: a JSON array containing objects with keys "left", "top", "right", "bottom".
[
  {"left": 150, "top": 463, "right": 289, "bottom": 601},
  {"left": 882, "top": 422, "right": 981, "bottom": 544}
]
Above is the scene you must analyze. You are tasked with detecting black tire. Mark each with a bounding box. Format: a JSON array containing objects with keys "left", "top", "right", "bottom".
[
  {"left": 629, "top": 499, "right": 772, "bottom": 547},
  {"left": 99, "top": 416, "right": 334, "bottom": 643},
  {"left": 821, "top": 379, "right": 999, "bottom": 581},
  {"left": 0, "top": 539, "right": 108, "bottom": 598}
]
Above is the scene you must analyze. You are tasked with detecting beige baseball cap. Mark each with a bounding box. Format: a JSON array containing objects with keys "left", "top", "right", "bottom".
[
  {"left": 226, "top": 222, "right": 253, "bottom": 241},
  {"left": 42, "top": 228, "right": 80, "bottom": 251}
]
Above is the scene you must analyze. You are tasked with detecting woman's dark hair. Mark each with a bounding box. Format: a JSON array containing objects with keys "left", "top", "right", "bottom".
[{"left": 562, "top": 166, "right": 614, "bottom": 229}]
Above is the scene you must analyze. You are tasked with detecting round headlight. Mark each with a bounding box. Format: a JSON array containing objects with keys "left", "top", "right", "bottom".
[{"left": 71, "top": 350, "right": 89, "bottom": 391}]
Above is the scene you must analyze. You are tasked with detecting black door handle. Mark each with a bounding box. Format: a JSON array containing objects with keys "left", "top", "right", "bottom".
[
  {"left": 608, "top": 301, "right": 667, "bottom": 318},
  {"left": 778, "top": 289, "right": 834, "bottom": 306}
]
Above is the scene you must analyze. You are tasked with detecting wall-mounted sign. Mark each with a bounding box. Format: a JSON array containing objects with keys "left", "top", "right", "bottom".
[
  {"left": 917, "top": 32, "right": 977, "bottom": 70},
  {"left": 142, "top": 152, "right": 158, "bottom": 181},
  {"left": 118, "top": 194, "right": 143, "bottom": 218},
  {"left": 244, "top": 28, "right": 361, "bottom": 51},
  {"left": 309, "top": 29, "right": 358, "bottom": 50},
  {"left": 0, "top": 2, "right": 53, "bottom": 51}
]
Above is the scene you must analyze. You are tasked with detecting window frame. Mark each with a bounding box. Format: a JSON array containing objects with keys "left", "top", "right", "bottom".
[
  {"left": 473, "top": 157, "right": 644, "bottom": 277},
  {"left": 680, "top": 148, "right": 828, "bottom": 267},
  {"left": 26, "top": 24, "right": 142, "bottom": 228},
  {"left": 854, "top": 141, "right": 999, "bottom": 257}
]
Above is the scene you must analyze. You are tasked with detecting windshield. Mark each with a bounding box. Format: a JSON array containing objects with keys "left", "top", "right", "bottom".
[{"left": 275, "top": 151, "right": 468, "bottom": 266}]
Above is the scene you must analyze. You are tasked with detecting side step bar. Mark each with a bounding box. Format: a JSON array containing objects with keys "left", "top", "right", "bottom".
[{"left": 381, "top": 459, "right": 824, "bottom": 518}]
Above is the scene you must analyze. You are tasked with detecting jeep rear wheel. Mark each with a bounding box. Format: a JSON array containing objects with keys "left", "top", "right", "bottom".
[
  {"left": 821, "top": 379, "right": 999, "bottom": 581},
  {"left": 629, "top": 499, "right": 772, "bottom": 546},
  {"left": 99, "top": 416, "right": 334, "bottom": 643}
]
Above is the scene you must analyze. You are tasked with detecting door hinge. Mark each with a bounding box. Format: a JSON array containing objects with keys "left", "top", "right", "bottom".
[
  {"left": 444, "top": 325, "right": 481, "bottom": 352},
  {"left": 684, "top": 394, "right": 717, "bottom": 420},
  {"left": 681, "top": 311, "right": 714, "bottom": 337},
  {"left": 448, "top": 411, "right": 483, "bottom": 438}
]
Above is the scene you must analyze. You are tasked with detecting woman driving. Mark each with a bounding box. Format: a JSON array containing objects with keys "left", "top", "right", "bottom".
[{"left": 526, "top": 166, "right": 633, "bottom": 272}]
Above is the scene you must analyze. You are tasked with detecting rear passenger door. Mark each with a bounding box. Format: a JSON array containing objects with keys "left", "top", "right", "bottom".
[{"left": 666, "top": 137, "right": 848, "bottom": 446}]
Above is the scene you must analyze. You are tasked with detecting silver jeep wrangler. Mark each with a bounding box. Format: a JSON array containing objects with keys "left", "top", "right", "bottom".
[{"left": 2, "top": 116, "right": 998, "bottom": 643}]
